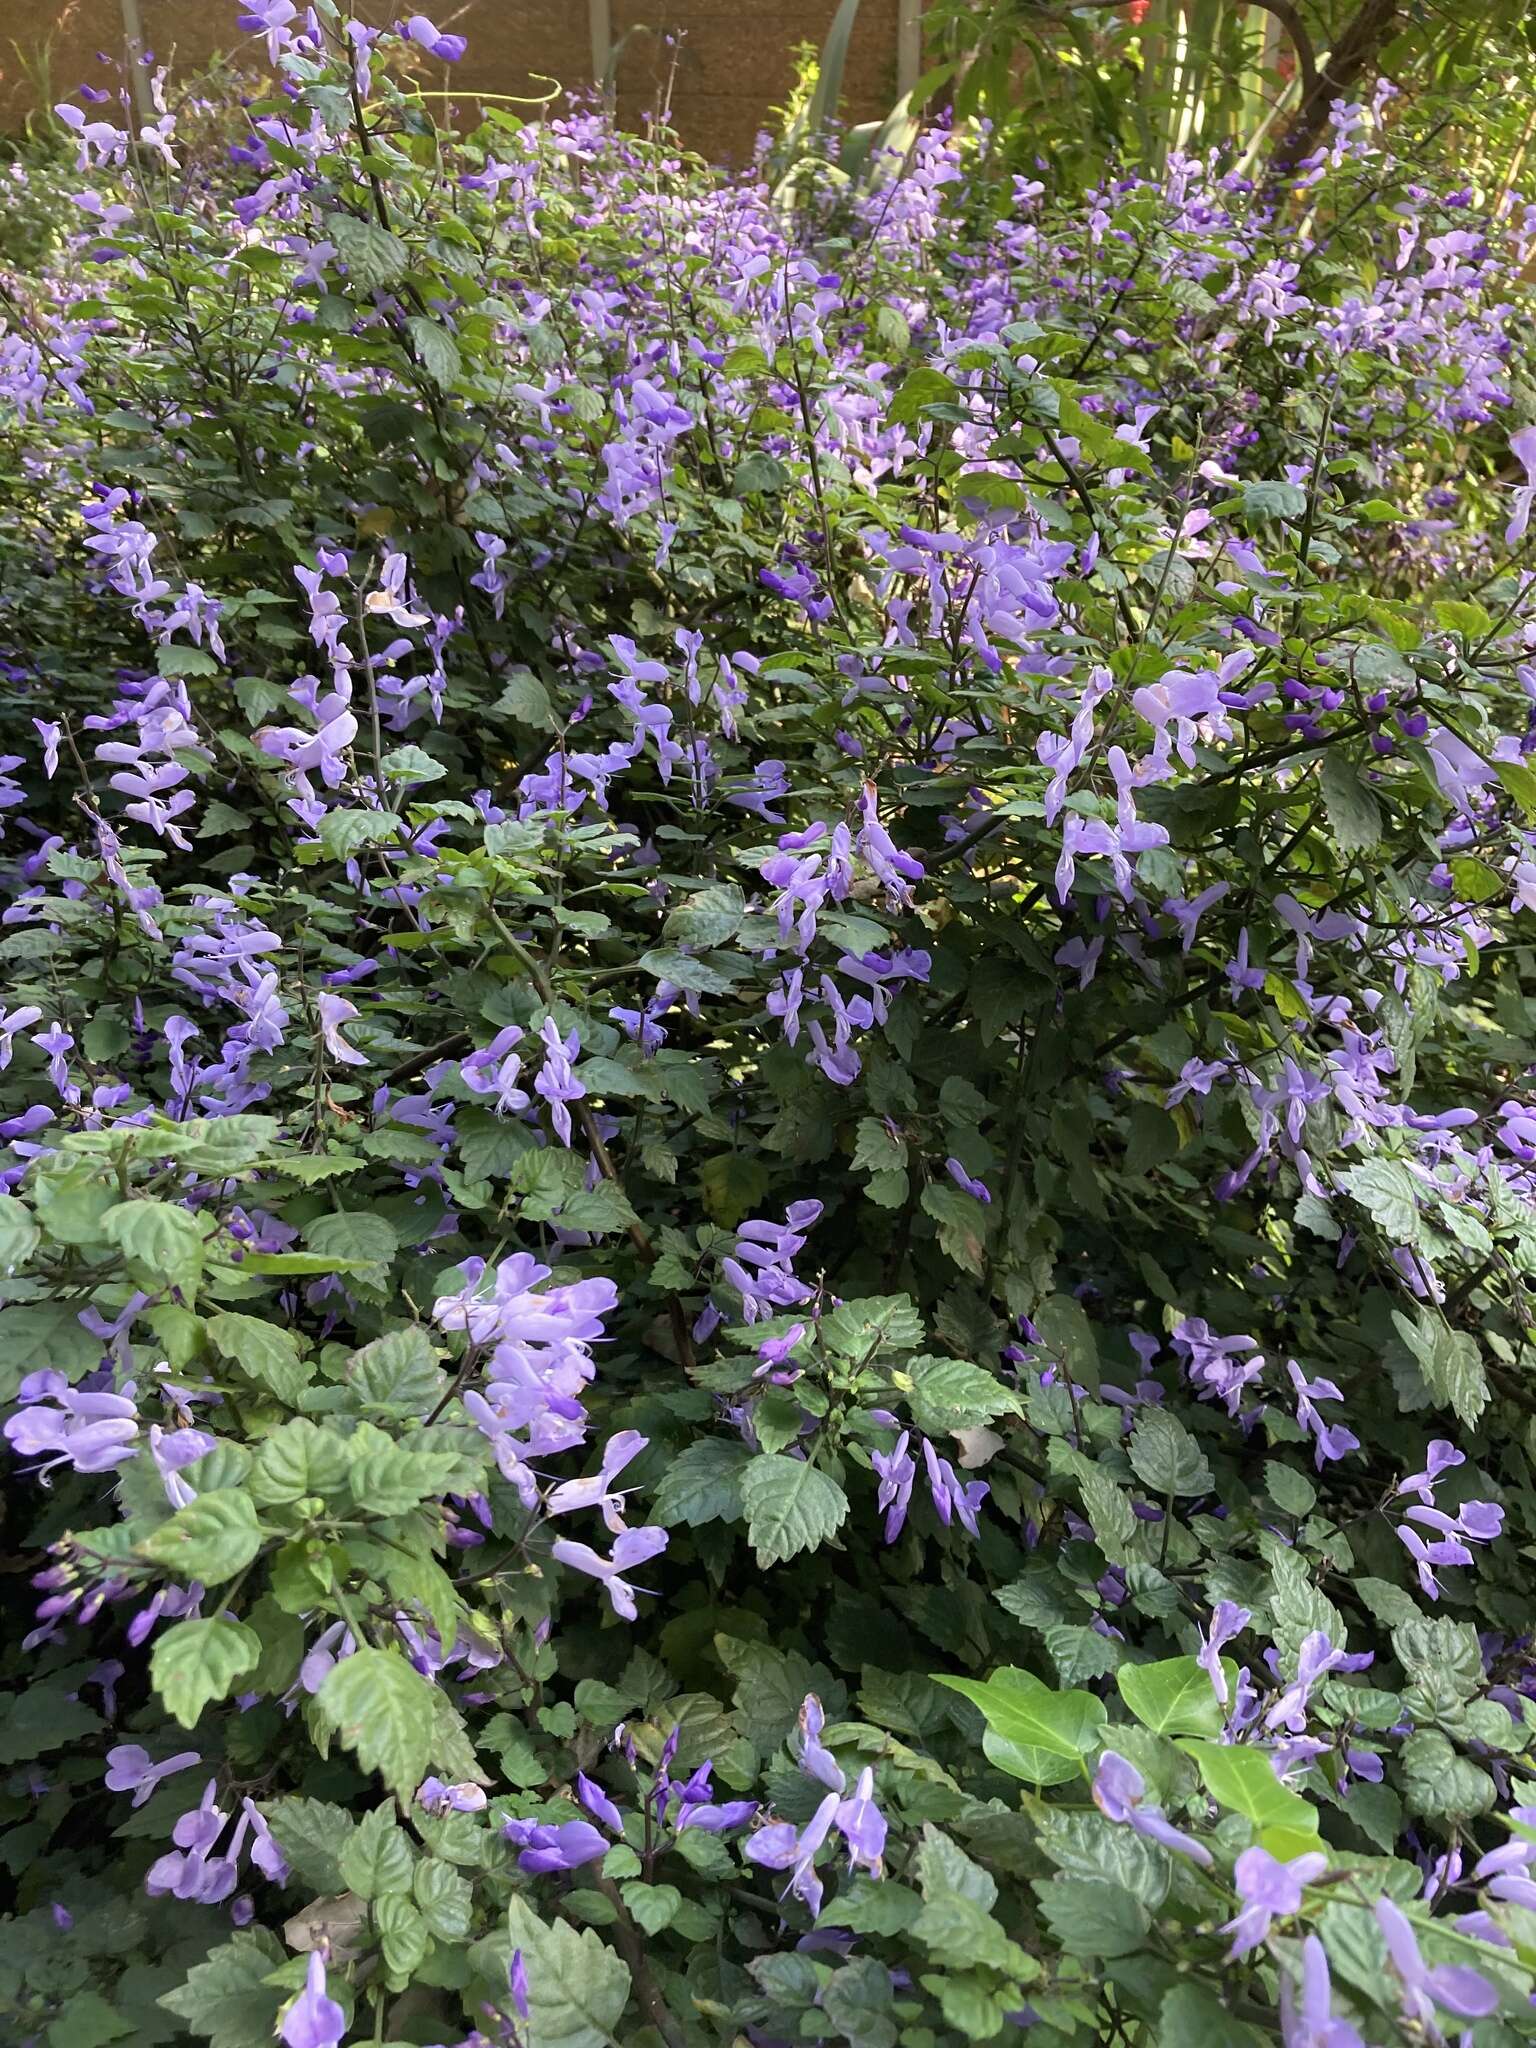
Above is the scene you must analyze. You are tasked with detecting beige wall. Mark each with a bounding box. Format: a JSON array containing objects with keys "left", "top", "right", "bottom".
[{"left": 0, "top": 0, "right": 902, "bottom": 164}]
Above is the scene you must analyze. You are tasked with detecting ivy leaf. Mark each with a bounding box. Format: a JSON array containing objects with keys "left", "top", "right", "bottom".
[
  {"left": 741, "top": 1455, "right": 849, "bottom": 1564},
  {"left": 315, "top": 1648, "right": 436, "bottom": 1800},
  {"left": 152, "top": 1618, "right": 262, "bottom": 1729},
  {"left": 504, "top": 1894, "right": 631, "bottom": 2048},
  {"left": 139, "top": 1490, "right": 264, "bottom": 1584},
  {"left": 1183, "top": 1740, "right": 1320, "bottom": 1837},
  {"left": 1116, "top": 1656, "right": 1229, "bottom": 1738},
  {"left": 933, "top": 1668, "right": 1105, "bottom": 1787}
]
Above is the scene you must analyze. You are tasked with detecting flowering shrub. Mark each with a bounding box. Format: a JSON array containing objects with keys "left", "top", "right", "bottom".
[{"left": 7, "top": 9, "right": 1536, "bottom": 2046}]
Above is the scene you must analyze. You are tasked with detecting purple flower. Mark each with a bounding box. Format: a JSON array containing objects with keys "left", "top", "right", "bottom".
[
  {"left": 1221, "top": 1846, "right": 1327, "bottom": 1958},
  {"left": 417, "top": 1777, "right": 488, "bottom": 1816},
  {"left": 745, "top": 1791, "right": 840, "bottom": 1917},
  {"left": 316, "top": 992, "right": 368, "bottom": 1067},
  {"left": 871, "top": 1430, "right": 916, "bottom": 1542},
  {"left": 545, "top": 1430, "right": 648, "bottom": 1533},
  {"left": 945, "top": 1158, "right": 992, "bottom": 1204},
  {"left": 922, "top": 1437, "right": 988, "bottom": 1536},
  {"left": 1280, "top": 1934, "right": 1364, "bottom": 2048},
  {"left": 576, "top": 1772, "right": 625, "bottom": 1835},
  {"left": 104, "top": 1744, "right": 200, "bottom": 1808},
  {"left": 1375, "top": 1897, "right": 1498, "bottom": 2026},
  {"left": 1196, "top": 1601, "right": 1250, "bottom": 1708},
  {"left": 1093, "top": 1751, "right": 1213, "bottom": 1868},
  {"left": 1506, "top": 424, "right": 1536, "bottom": 544},
  {"left": 534, "top": 1016, "right": 584, "bottom": 1147},
  {"left": 281, "top": 1950, "right": 345, "bottom": 2048},
  {"left": 550, "top": 1526, "right": 668, "bottom": 1621},
  {"left": 834, "top": 1768, "right": 886, "bottom": 1875},
  {"left": 5, "top": 1374, "right": 139, "bottom": 1477},
  {"left": 797, "top": 1695, "right": 845, "bottom": 1794},
  {"left": 510, "top": 1950, "right": 529, "bottom": 2022},
  {"left": 502, "top": 1816, "right": 608, "bottom": 1874}
]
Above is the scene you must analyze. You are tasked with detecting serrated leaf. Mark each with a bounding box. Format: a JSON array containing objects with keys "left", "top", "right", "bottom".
[
  {"left": 206, "top": 1311, "right": 313, "bottom": 1405},
  {"left": 339, "top": 1803, "right": 414, "bottom": 1900},
  {"left": 505, "top": 1893, "right": 631, "bottom": 2048},
  {"left": 103, "top": 1198, "right": 205, "bottom": 1294},
  {"left": 741, "top": 1455, "right": 849, "bottom": 1565},
  {"left": 139, "top": 1490, "right": 263, "bottom": 1584},
  {"left": 1128, "top": 1409, "right": 1212, "bottom": 1497},
  {"left": 152, "top": 1618, "right": 262, "bottom": 1729},
  {"left": 262, "top": 1796, "right": 356, "bottom": 1894},
  {"left": 156, "top": 1929, "right": 285, "bottom": 2048},
  {"left": 315, "top": 1649, "right": 435, "bottom": 1800}
]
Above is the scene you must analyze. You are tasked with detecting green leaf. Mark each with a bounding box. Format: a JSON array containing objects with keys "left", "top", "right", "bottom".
[
  {"left": 315, "top": 1648, "right": 436, "bottom": 1800},
  {"left": 905, "top": 1355, "right": 1022, "bottom": 1435},
  {"left": 620, "top": 1881, "right": 682, "bottom": 1934},
  {"left": 262, "top": 1797, "right": 356, "bottom": 1893},
  {"left": 45, "top": 1991, "right": 134, "bottom": 2048},
  {"left": 0, "top": 1193, "right": 38, "bottom": 1274},
  {"left": 823, "top": 1956, "right": 898, "bottom": 2048},
  {"left": 933, "top": 1668, "right": 1105, "bottom": 1786},
  {"left": 1031, "top": 1294, "right": 1100, "bottom": 1394},
  {"left": 1128, "top": 1408, "right": 1212, "bottom": 1497},
  {"left": 349, "top": 1441, "right": 463, "bottom": 1516},
  {"left": 504, "top": 1893, "right": 631, "bottom": 2048},
  {"left": 910, "top": 1892, "right": 1036, "bottom": 1977},
  {"left": 1390, "top": 1306, "right": 1488, "bottom": 1425},
  {"left": 889, "top": 366, "right": 960, "bottom": 424},
  {"left": 1497, "top": 759, "right": 1536, "bottom": 818},
  {"left": 638, "top": 946, "right": 744, "bottom": 995},
  {"left": 305, "top": 1209, "right": 396, "bottom": 1268},
  {"left": 1318, "top": 751, "right": 1383, "bottom": 853},
  {"left": 1034, "top": 1876, "right": 1149, "bottom": 1958},
  {"left": 0, "top": 1686, "right": 101, "bottom": 1764},
  {"left": 138, "top": 1490, "right": 263, "bottom": 1584},
  {"left": 1343, "top": 1163, "right": 1425, "bottom": 1236},
  {"left": 415, "top": 1857, "right": 474, "bottom": 1940},
  {"left": 651, "top": 1433, "right": 753, "bottom": 1531},
  {"left": 152, "top": 1618, "right": 262, "bottom": 1729},
  {"left": 339, "top": 1803, "right": 415, "bottom": 1900},
  {"left": 741, "top": 1455, "right": 849, "bottom": 1565},
  {"left": 327, "top": 211, "right": 409, "bottom": 287},
  {"left": 663, "top": 882, "right": 745, "bottom": 947},
  {"left": 249, "top": 1418, "right": 353, "bottom": 1505},
  {"left": 156, "top": 1929, "right": 285, "bottom": 2048},
  {"left": 347, "top": 1325, "right": 446, "bottom": 1414},
  {"left": 374, "top": 1892, "right": 430, "bottom": 1976},
  {"left": 407, "top": 314, "right": 463, "bottom": 387},
  {"left": 1449, "top": 855, "right": 1503, "bottom": 906},
  {"left": 1241, "top": 478, "right": 1308, "bottom": 523},
  {"left": 1116, "top": 1657, "right": 1228, "bottom": 1738},
  {"left": 206, "top": 1312, "right": 313, "bottom": 1405},
  {"left": 103, "top": 1198, "right": 205, "bottom": 1294},
  {"left": 1184, "top": 1741, "right": 1320, "bottom": 1837}
]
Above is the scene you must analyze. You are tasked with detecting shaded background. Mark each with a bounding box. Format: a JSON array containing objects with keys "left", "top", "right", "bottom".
[{"left": 0, "top": 0, "right": 913, "bottom": 163}]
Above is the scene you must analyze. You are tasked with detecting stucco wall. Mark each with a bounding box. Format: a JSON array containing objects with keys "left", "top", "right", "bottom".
[{"left": 0, "top": 0, "right": 902, "bottom": 164}]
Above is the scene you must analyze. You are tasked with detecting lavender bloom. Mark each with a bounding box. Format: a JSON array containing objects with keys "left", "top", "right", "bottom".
[
  {"left": 1375, "top": 1897, "right": 1499, "bottom": 2026},
  {"left": 104, "top": 1744, "right": 199, "bottom": 1808},
  {"left": 1280, "top": 1935, "right": 1365, "bottom": 2048},
  {"left": 5, "top": 1373, "right": 139, "bottom": 1477},
  {"left": 281, "top": 1950, "right": 345, "bottom": 2048},
  {"left": 1196, "top": 1601, "right": 1250, "bottom": 1708},
  {"left": 922, "top": 1437, "right": 988, "bottom": 1535},
  {"left": 316, "top": 992, "right": 368, "bottom": 1067},
  {"left": 1092, "top": 1751, "right": 1213, "bottom": 1868},
  {"left": 502, "top": 1816, "right": 607, "bottom": 1874},
  {"left": 1506, "top": 423, "right": 1536, "bottom": 545},
  {"left": 834, "top": 1768, "right": 886, "bottom": 1876},
  {"left": 418, "top": 1777, "right": 488, "bottom": 1816},
  {"left": 545, "top": 1429, "right": 648, "bottom": 1533},
  {"left": 575, "top": 1772, "right": 625, "bottom": 1834},
  {"left": 744, "top": 1791, "right": 841, "bottom": 1917},
  {"left": 871, "top": 1430, "right": 916, "bottom": 1542},
  {"left": 534, "top": 1017, "right": 584, "bottom": 1147},
  {"left": 1264, "top": 1631, "right": 1359, "bottom": 1734},
  {"left": 1221, "top": 1846, "right": 1327, "bottom": 1958},
  {"left": 722, "top": 1201, "right": 822, "bottom": 1323},
  {"left": 797, "top": 1695, "right": 845, "bottom": 1793},
  {"left": 510, "top": 1950, "right": 530, "bottom": 2022},
  {"left": 550, "top": 1526, "right": 668, "bottom": 1621},
  {"left": 945, "top": 1158, "right": 992, "bottom": 1203},
  {"left": 675, "top": 1799, "right": 758, "bottom": 1834}
]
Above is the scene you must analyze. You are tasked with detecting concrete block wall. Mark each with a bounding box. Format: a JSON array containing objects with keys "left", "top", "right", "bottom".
[{"left": 0, "top": 0, "right": 905, "bottom": 164}]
